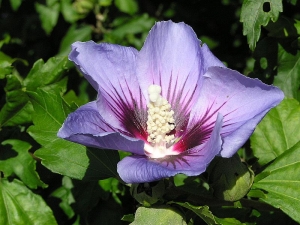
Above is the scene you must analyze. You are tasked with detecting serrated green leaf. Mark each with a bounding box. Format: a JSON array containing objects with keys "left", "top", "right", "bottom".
[
  {"left": 0, "top": 56, "right": 69, "bottom": 127},
  {"left": 35, "top": 1, "right": 60, "bottom": 35},
  {"left": 0, "top": 139, "right": 46, "bottom": 189},
  {"left": 172, "top": 202, "right": 218, "bottom": 225},
  {"left": 0, "top": 74, "right": 33, "bottom": 127},
  {"left": 130, "top": 206, "right": 187, "bottom": 225},
  {"left": 0, "top": 178, "right": 57, "bottom": 225},
  {"left": 28, "top": 90, "right": 119, "bottom": 180},
  {"left": 252, "top": 141, "right": 300, "bottom": 223},
  {"left": 23, "top": 57, "right": 69, "bottom": 93},
  {"left": 240, "top": 0, "right": 283, "bottom": 50},
  {"left": 273, "top": 45, "right": 300, "bottom": 101},
  {"left": 58, "top": 25, "right": 92, "bottom": 57},
  {"left": 115, "top": 0, "right": 138, "bottom": 15},
  {"left": 251, "top": 99, "right": 300, "bottom": 165}
]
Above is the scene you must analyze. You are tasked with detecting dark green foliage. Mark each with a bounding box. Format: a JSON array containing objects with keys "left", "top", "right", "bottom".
[{"left": 1, "top": 0, "right": 300, "bottom": 224}]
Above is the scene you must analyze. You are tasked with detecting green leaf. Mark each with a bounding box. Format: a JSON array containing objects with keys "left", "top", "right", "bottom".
[
  {"left": 251, "top": 99, "right": 300, "bottom": 165},
  {"left": 0, "top": 56, "right": 69, "bottom": 127},
  {"left": 110, "top": 14, "right": 155, "bottom": 38},
  {"left": 23, "top": 56, "right": 69, "bottom": 93},
  {"left": 35, "top": 0, "right": 60, "bottom": 35},
  {"left": 0, "top": 178, "right": 57, "bottom": 225},
  {"left": 0, "top": 74, "right": 33, "bottom": 127},
  {"left": 240, "top": 0, "right": 283, "bottom": 50},
  {"left": 0, "top": 139, "right": 46, "bottom": 189},
  {"left": 252, "top": 141, "right": 300, "bottom": 223},
  {"left": 273, "top": 44, "right": 300, "bottom": 101},
  {"left": 51, "top": 176, "right": 75, "bottom": 219},
  {"left": 28, "top": 90, "right": 119, "bottom": 180},
  {"left": 215, "top": 217, "right": 245, "bottom": 225},
  {"left": 0, "top": 52, "right": 14, "bottom": 79},
  {"left": 173, "top": 202, "right": 245, "bottom": 225},
  {"left": 130, "top": 206, "right": 187, "bottom": 225},
  {"left": 9, "top": 0, "right": 22, "bottom": 11},
  {"left": 173, "top": 202, "right": 218, "bottom": 225},
  {"left": 58, "top": 25, "right": 92, "bottom": 57},
  {"left": 99, "top": 0, "right": 113, "bottom": 6},
  {"left": 115, "top": 0, "right": 138, "bottom": 15},
  {"left": 122, "top": 214, "right": 134, "bottom": 222},
  {"left": 0, "top": 34, "right": 11, "bottom": 49},
  {"left": 60, "top": 0, "right": 85, "bottom": 23},
  {"left": 104, "top": 14, "right": 155, "bottom": 49}
]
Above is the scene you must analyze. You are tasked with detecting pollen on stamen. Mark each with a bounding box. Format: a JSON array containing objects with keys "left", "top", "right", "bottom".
[{"left": 145, "top": 85, "right": 177, "bottom": 158}]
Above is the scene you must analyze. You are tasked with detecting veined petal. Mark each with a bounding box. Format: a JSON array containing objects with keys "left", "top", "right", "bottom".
[
  {"left": 117, "top": 114, "right": 223, "bottom": 183},
  {"left": 200, "top": 44, "right": 225, "bottom": 70},
  {"left": 57, "top": 101, "right": 144, "bottom": 155},
  {"left": 188, "top": 66, "right": 284, "bottom": 157},
  {"left": 136, "top": 21, "right": 224, "bottom": 130},
  {"left": 69, "top": 41, "right": 147, "bottom": 136}
]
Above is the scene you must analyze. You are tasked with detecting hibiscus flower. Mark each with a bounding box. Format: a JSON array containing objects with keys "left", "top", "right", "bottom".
[{"left": 58, "top": 21, "right": 283, "bottom": 184}]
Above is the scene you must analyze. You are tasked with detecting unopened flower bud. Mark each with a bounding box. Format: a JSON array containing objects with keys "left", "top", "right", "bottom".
[
  {"left": 207, "top": 154, "right": 254, "bottom": 202},
  {"left": 130, "top": 180, "right": 165, "bottom": 207}
]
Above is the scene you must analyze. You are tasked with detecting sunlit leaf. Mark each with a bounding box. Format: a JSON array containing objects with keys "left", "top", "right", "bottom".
[
  {"left": 115, "top": 0, "right": 138, "bottom": 15},
  {"left": 105, "top": 14, "right": 155, "bottom": 49},
  {"left": 0, "top": 139, "right": 46, "bottom": 189},
  {"left": 0, "top": 178, "right": 57, "bottom": 225},
  {"left": 252, "top": 141, "right": 300, "bottom": 223},
  {"left": 23, "top": 56, "right": 69, "bottom": 93},
  {"left": 0, "top": 52, "right": 14, "bottom": 79},
  {"left": 35, "top": 0, "right": 60, "bottom": 35},
  {"left": 240, "top": 0, "right": 283, "bottom": 50},
  {"left": 251, "top": 99, "right": 300, "bottom": 165},
  {"left": 215, "top": 217, "right": 245, "bottom": 225},
  {"left": 130, "top": 206, "right": 187, "bottom": 225},
  {"left": 273, "top": 44, "right": 300, "bottom": 101},
  {"left": 99, "top": 0, "right": 113, "bottom": 6},
  {"left": 60, "top": 0, "right": 85, "bottom": 23}
]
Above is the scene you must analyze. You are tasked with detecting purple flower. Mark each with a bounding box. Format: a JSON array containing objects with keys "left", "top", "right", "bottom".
[{"left": 58, "top": 21, "right": 283, "bottom": 184}]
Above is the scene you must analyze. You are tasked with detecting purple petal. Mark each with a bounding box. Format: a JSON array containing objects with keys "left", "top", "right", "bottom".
[
  {"left": 136, "top": 21, "right": 224, "bottom": 129},
  {"left": 117, "top": 114, "right": 223, "bottom": 183},
  {"left": 69, "top": 41, "right": 147, "bottom": 135},
  {"left": 188, "top": 66, "right": 284, "bottom": 157},
  {"left": 58, "top": 101, "right": 144, "bottom": 155}
]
